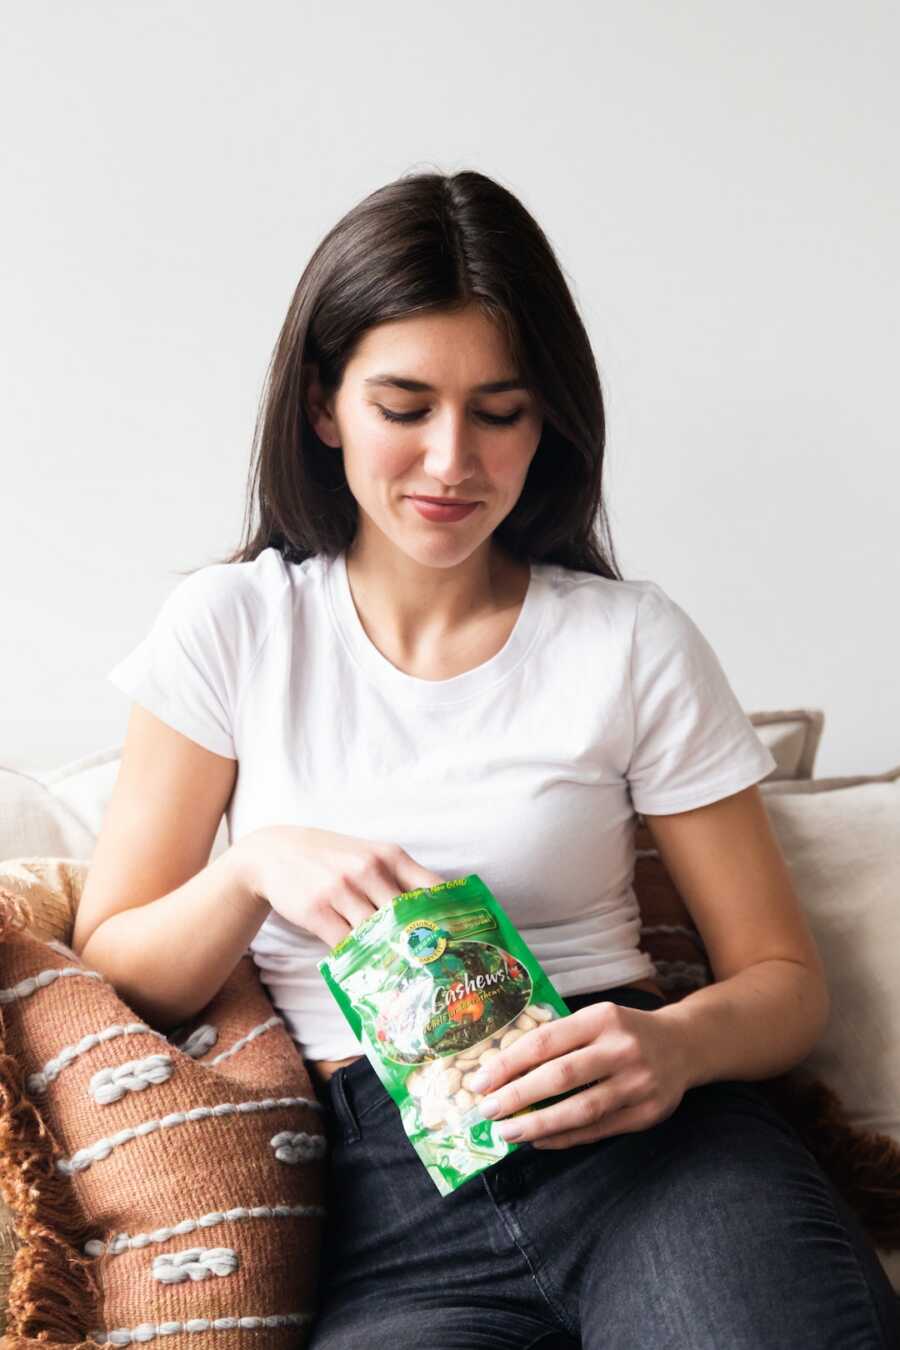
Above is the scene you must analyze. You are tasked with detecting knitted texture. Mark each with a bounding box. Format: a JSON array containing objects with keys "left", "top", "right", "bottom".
[{"left": 0, "top": 886, "right": 327, "bottom": 1349}]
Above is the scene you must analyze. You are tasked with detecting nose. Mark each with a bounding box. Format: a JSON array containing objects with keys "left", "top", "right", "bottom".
[{"left": 420, "top": 409, "right": 481, "bottom": 489}]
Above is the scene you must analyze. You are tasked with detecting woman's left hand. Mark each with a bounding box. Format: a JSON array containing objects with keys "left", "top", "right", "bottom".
[{"left": 469, "top": 1001, "right": 690, "bottom": 1149}]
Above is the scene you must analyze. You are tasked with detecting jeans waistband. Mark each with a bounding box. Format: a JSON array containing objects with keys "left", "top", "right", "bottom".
[{"left": 316, "top": 982, "right": 667, "bottom": 1134}]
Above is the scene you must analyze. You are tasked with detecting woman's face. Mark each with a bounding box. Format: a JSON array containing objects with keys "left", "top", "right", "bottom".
[{"left": 307, "top": 304, "right": 544, "bottom": 569}]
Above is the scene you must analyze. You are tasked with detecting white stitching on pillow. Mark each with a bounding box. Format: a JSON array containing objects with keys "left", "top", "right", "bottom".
[
  {"left": 172, "top": 1023, "right": 218, "bottom": 1056},
  {"left": 91, "top": 1311, "right": 314, "bottom": 1345},
  {"left": 89, "top": 1053, "right": 175, "bottom": 1102},
  {"left": 270, "top": 1129, "right": 329, "bottom": 1163},
  {"left": 1, "top": 962, "right": 106, "bottom": 1000},
  {"left": 203, "top": 1016, "right": 283, "bottom": 1066},
  {"left": 151, "top": 1246, "right": 239, "bottom": 1282},
  {"left": 55, "top": 1096, "right": 325, "bottom": 1174},
  {"left": 84, "top": 1203, "right": 328, "bottom": 1257},
  {"left": 26, "top": 1019, "right": 166, "bottom": 1093}
]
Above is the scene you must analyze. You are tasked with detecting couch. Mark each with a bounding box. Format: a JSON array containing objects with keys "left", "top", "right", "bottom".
[{"left": 2, "top": 708, "right": 899, "bottom": 1346}]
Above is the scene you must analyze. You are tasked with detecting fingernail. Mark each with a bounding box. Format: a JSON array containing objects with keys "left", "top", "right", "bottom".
[
  {"left": 497, "top": 1120, "right": 522, "bottom": 1140},
  {"left": 479, "top": 1095, "right": 501, "bottom": 1117},
  {"left": 468, "top": 1070, "right": 489, "bottom": 1092}
]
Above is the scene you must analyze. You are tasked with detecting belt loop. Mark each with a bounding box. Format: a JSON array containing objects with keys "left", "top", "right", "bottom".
[{"left": 331, "top": 1065, "right": 362, "bottom": 1144}]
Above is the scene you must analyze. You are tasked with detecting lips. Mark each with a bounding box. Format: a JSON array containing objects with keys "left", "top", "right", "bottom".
[
  {"left": 409, "top": 498, "right": 480, "bottom": 523},
  {"left": 408, "top": 496, "right": 479, "bottom": 505}
]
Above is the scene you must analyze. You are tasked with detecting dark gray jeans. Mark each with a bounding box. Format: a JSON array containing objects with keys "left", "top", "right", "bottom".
[{"left": 306, "top": 984, "right": 900, "bottom": 1348}]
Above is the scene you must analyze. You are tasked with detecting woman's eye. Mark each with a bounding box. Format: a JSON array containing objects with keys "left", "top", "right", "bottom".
[{"left": 376, "top": 406, "right": 524, "bottom": 427}]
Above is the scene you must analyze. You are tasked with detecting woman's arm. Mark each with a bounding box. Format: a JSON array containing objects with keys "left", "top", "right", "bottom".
[
  {"left": 74, "top": 705, "right": 271, "bottom": 1031},
  {"left": 644, "top": 784, "right": 830, "bottom": 1087},
  {"left": 77, "top": 848, "right": 271, "bottom": 1032}
]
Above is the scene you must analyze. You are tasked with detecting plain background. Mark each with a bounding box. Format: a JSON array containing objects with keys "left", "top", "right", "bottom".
[{"left": 2, "top": 1, "right": 897, "bottom": 775}]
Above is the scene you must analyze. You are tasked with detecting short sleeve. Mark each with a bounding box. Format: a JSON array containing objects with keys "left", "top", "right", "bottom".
[
  {"left": 106, "top": 566, "right": 249, "bottom": 759},
  {"left": 626, "top": 581, "right": 777, "bottom": 814}
]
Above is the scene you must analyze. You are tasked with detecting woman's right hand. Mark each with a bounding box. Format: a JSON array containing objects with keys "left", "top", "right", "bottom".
[{"left": 229, "top": 825, "right": 447, "bottom": 948}]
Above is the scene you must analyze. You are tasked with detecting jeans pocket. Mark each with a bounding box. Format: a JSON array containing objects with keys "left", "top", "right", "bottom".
[{"left": 355, "top": 1087, "right": 400, "bottom": 1125}]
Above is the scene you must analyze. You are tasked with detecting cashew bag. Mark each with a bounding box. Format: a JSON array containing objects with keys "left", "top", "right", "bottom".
[{"left": 317, "top": 873, "right": 573, "bottom": 1195}]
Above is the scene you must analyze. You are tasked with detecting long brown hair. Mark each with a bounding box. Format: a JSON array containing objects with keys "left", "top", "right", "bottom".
[{"left": 196, "top": 168, "right": 623, "bottom": 580}]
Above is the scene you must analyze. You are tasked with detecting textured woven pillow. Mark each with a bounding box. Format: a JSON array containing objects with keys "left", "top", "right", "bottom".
[{"left": 0, "top": 880, "right": 327, "bottom": 1350}]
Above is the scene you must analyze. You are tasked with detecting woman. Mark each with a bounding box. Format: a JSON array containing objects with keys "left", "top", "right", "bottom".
[{"left": 81, "top": 169, "right": 900, "bottom": 1348}]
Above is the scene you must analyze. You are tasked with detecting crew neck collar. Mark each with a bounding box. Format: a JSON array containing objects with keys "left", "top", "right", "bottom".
[{"left": 324, "top": 548, "right": 549, "bottom": 706}]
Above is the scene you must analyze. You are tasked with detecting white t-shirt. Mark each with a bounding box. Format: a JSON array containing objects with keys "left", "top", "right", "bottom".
[{"left": 106, "top": 546, "right": 777, "bottom": 1060}]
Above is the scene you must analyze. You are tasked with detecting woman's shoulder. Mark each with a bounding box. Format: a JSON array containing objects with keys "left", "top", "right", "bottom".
[
  {"left": 541, "top": 561, "right": 662, "bottom": 627},
  {"left": 167, "top": 545, "right": 299, "bottom": 617},
  {"left": 151, "top": 547, "right": 307, "bottom": 673}
]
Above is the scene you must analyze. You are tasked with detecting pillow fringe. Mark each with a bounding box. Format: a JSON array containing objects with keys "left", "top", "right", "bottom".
[
  {"left": 0, "top": 890, "right": 33, "bottom": 943},
  {"left": 0, "top": 1338, "right": 101, "bottom": 1349},
  {"left": 0, "top": 888, "right": 103, "bottom": 1345},
  {"left": 759, "top": 1070, "right": 900, "bottom": 1251}
]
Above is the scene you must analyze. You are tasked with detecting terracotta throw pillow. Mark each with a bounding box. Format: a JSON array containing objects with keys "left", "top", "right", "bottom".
[{"left": 0, "top": 886, "right": 327, "bottom": 1350}]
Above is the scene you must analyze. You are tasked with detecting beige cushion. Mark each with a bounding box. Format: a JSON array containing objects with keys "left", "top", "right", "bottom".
[
  {"left": 760, "top": 766, "right": 900, "bottom": 1291},
  {"left": 0, "top": 765, "right": 96, "bottom": 862},
  {"left": 748, "top": 707, "right": 825, "bottom": 779},
  {"left": 1, "top": 748, "right": 229, "bottom": 866},
  {"left": 760, "top": 767, "right": 900, "bottom": 1139}
]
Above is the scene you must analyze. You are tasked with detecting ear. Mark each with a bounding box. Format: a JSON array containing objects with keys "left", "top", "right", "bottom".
[{"left": 302, "top": 362, "right": 341, "bottom": 448}]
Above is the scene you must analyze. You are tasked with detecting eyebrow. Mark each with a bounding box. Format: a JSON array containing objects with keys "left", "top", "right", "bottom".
[{"left": 363, "top": 374, "right": 529, "bottom": 395}]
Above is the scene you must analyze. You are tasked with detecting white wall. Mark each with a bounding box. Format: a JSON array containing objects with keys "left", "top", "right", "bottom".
[{"left": 2, "top": 0, "right": 897, "bottom": 776}]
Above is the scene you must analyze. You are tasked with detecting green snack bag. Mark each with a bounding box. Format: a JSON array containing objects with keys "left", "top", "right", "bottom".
[{"left": 317, "top": 873, "right": 573, "bottom": 1196}]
